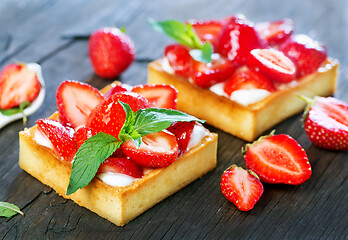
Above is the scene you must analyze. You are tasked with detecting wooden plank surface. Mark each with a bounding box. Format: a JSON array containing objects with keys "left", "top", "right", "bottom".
[{"left": 0, "top": 0, "right": 347, "bottom": 239}]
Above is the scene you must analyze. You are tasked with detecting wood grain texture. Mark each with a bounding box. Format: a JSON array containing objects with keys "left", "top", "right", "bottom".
[{"left": 0, "top": 0, "right": 347, "bottom": 239}]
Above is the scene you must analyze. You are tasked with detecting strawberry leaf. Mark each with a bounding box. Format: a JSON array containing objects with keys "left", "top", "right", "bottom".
[
  {"left": 190, "top": 41, "right": 212, "bottom": 63},
  {"left": 0, "top": 201, "right": 23, "bottom": 217}
]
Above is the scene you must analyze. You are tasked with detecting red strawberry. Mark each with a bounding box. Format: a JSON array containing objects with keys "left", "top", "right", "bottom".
[
  {"left": 248, "top": 48, "right": 296, "bottom": 83},
  {"left": 167, "top": 121, "right": 196, "bottom": 155},
  {"left": 56, "top": 80, "right": 104, "bottom": 129},
  {"left": 244, "top": 134, "right": 312, "bottom": 185},
  {"left": 36, "top": 119, "right": 77, "bottom": 162},
  {"left": 190, "top": 19, "right": 224, "bottom": 50},
  {"left": 217, "top": 16, "right": 268, "bottom": 65},
  {"left": 131, "top": 84, "right": 178, "bottom": 109},
  {"left": 88, "top": 27, "right": 135, "bottom": 79},
  {"left": 255, "top": 18, "right": 294, "bottom": 46},
  {"left": 279, "top": 34, "right": 327, "bottom": 77},
  {"left": 74, "top": 127, "right": 97, "bottom": 149},
  {"left": 190, "top": 54, "right": 236, "bottom": 88},
  {"left": 86, "top": 92, "right": 150, "bottom": 139},
  {"left": 0, "top": 63, "right": 41, "bottom": 110},
  {"left": 302, "top": 96, "right": 348, "bottom": 151},
  {"left": 104, "top": 83, "right": 132, "bottom": 98},
  {"left": 121, "top": 130, "right": 179, "bottom": 168},
  {"left": 97, "top": 157, "right": 143, "bottom": 178},
  {"left": 224, "top": 70, "right": 275, "bottom": 96},
  {"left": 165, "top": 44, "right": 192, "bottom": 78},
  {"left": 221, "top": 165, "right": 264, "bottom": 211}
]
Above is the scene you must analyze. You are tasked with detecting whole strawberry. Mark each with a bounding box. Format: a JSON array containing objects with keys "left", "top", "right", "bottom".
[
  {"left": 302, "top": 96, "right": 348, "bottom": 151},
  {"left": 88, "top": 27, "right": 135, "bottom": 79}
]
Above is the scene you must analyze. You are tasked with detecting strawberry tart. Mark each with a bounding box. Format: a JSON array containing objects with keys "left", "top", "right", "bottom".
[
  {"left": 148, "top": 15, "right": 338, "bottom": 141},
  {"left": 19, "top": 81, "right": 217, "bottom": 226}
]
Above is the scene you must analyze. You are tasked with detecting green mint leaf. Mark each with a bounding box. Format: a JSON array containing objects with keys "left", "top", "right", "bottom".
[
  {"left": 67, "top": 132, "right": 121, "bottom": 195},
  {"left": 118, "top": 101, "right": 135, "bottom": 142},
  {"left": 133, "top": 108, "right": 205, "bottom": 137},
  {"left": 0, "top": 101, "right": 30, "bottom": 116},
  {"left": 189, "top": 41, "right": 213, "bottom": 63},
  {"left": 0, "top": 201, "right": 23, "bottom": 217}
]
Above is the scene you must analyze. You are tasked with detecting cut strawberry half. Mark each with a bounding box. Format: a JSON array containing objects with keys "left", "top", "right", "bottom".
[
  {"left": 36, "top": 119, "right": 77, "bottom": 162},
  {"left": 221, "top": 165, "right": 264, "bottom": 211},
  {"left": 165, "top": 44, "right": 192, "bottom": 78},
  {"left": 190, "top": 19, "right": 224, "bottom": 50},
  {"left": 86, "top": 92, "right": 150, "bottom": 139},
  {"left": 303, "top": 96, "right": 348, "bottom": 151},
  {"left": 223, "top": 70, "right": 275, "bottom": 96},
  {"left": 255, "top": 18, "right": 294, "bottom": 46},
  {"left": 97, "top": 157, "right": 143, "bottom": 178},
  {"left": 56, "top": 80, "right": 104, "bottom": 128},
  {"left": 248, "top": 48, "right": 296, "bottom": 83},
  {"left": 121, "top": 130, "right": 179, "bottom": 168},
  {"left": 190, "top": 54, "right": 236, "bottom": 88},
  {"left": 167, "top": 121, "right": 196, "bottom": 155},
  {"left": 104, "top": 83, "right": 132, "bottom": 98},
  {"left": 74, "top": 127, "right": 97, "bottom": 149},
  {"left": 0, "top": 63, "right": 41, "bottom": 110},
  {"left": 244, "top": 134, "right": 312, "bottom": 185},
  {"left": 279, "top": 34, "right": 327, "bottom": 77}
]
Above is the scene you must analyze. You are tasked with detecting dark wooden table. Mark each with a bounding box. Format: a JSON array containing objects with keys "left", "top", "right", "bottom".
[{"left": 0, "top": 0, "right": 347, "bottom": 239}]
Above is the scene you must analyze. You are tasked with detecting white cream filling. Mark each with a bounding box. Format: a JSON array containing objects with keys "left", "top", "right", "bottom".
[
  {"left": 98, "top": 172, "right": 137, "bottom": 187},
  {"left": 230, "top": 89, "right": 271, "bottom": 106},
  {"left": 159, "top": 57, "right": 175, "bottom": 74},
  {"left": 209, "top": 82, "right": 229, "bottom": 97},
  {"left": 34, "top": 129, "right": 54, "bottom": 149},
  {"left": 186, "top": 123, "right": 209, "bottom": 151}
]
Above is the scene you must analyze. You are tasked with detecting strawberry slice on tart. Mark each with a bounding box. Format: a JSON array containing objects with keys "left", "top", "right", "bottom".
[
  {"left": 167, "top": 121, "right": 196, "bottom": 155},
  {"left": 190, "top": 19, "right": 224, "bottom": 50},
  {"left": 97, "top": 157, "right": 143, "bottom": 178},
  {"left": 164, "top": 44, "right": 193, "bottom": 78}
]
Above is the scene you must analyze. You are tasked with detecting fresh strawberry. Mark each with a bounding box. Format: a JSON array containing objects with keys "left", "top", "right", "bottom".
[
  {"left": 279, "top": 34, "right": 327, "bottom": 77},
  {"left": 97, "top": 157, "right": 143, "bottom": 178},
  {"left": 255, "top": 18, "right": 294, "bottom": 46},
  {"left": 167, "top": 121, "right": 195, "bottom": 155},
  {"left": 121, "top": 130, "right": 179, "bottom": 168},
  {"left": 244, "top": 134, "right": 312, "bottom": 185},
  {"left": 88, "top": 27, "right": 135, "bottom": 79},
  {"left": 165, "top": 44, "right": 192, "bottom": 78},
  {"left": 104, "top": 83, "right": 132, "bottom": 98},
  {"left": 86, "top": 92, "right": 150, "bottom": 139},
  {"left": 248, "top": 48, "right": 296, "bottom": 83},
  {"left": 56, "top": 80, "right": 104, "bottom": 129},
  {"left": 217, "top": 16, "right": 268, "bottom": 65},
  {"left": 221, "top": 165, "right": 264, "bottom": 211},
  {"left": 223, "top": 70, "right": 275, "bottom": 96},
  {"left": 74, "top": 127, "right": 97, "bottom": 149},
  {"left": 131, "top": 84, "right": 178, "bottom": 109},
  {"left": 302, "top": 96, "right": 348, "bottom": 151},
  {"left": 36, "top": 119, "right": 77, "bottom": 162},
  {"left": 191, "top": 54, "right": 236, "bottom": 88},
  {"left": 0, "top": 63, "right": 41, "bottom": 110},
  {"left": 190, "top": 19, "right": 224, "bottom": 50}
]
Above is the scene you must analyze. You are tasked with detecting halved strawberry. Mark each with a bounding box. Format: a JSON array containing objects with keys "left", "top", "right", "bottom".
[
  {"left": 223, "top": 70, "right": 275, "bottom": 96},
  {"left": 190, "top": 19, "right": 224, "bottom": 50},
  {"left": 221, "top": 165, "right": 264, "bottom": 211},
  {"left": 121, "top": 130, "right": 179, "bottom": 168},
  {"left": 255, "top": 18, "right": 294, "bottom": 46},
  {"left": 279, "top": 34, "right": 327, "bottom": 77},
  {"left": 167, "top": 121, "right": 195, "bottom": 155},
  {"left": 97, "top": 157, "right": 143, "bottom": 178},
  {"left": 165, "top": 44, "right": 192, "bottom": 78},
  {"left": 244, "top": 134, "right": 312, "bottom": 185},
  {"left": 217, "top": 16, "right": 268, "bottom": 65},
  {"left": 56, "top": 80, "right": 104, "bottom": 128},
  {"left": 302, "top": 96, "right": 348, "bottom": 151},
  {"left": 74, "top": 127, "right": 97, "bottom": 149},
  {"left": 131, "top": 84, "right": 178, "bottom": 109},
  {"left": 248, "top": 48, "right": 296, "bottom": 83},
  {"left": 36, "top": 119, "right": 77, "bottom": 162},
  {"left": 0, "top": 63, "right": 41, "bottom": 110},
  {"left": 190, "top": 54, "right": 236, "bottom": 88},
  {"left": 86, "top": 92, "right": 150, "bottom": 139},
  {"left": 104, "top": 83, "right": 132, "bottom": 98}
]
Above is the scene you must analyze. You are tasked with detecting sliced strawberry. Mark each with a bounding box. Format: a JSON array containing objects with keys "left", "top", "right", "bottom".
[
  {"left": 0, "top": 63, "right": 41, "bottom": 110},
  {"left": 255, "top": 18, "right": 294, "bottom": 46},
  {"left": 244, "top": 134, "right": 312, "bottom": 185},
  {"left": 97, "top": 157, "right": 143, "bottom": 178},
  {"left": 56, "top": 80, "right": 104, "bottom": 128},
  {"left": 190, "top": 19, "right": 224, "bottom": 50},
  {"left": 303, "top": 97, "right": 348, "bottom": 151},
  {"left": 279, "top": 34, "right": 327, "bottom": 77},
  {"left": 190, "top": 54, "right": 236, "bottom": 88},
  {"left": 104, "top": 83, "right": 132, "bottom": 98},
  {"left": 217, "top": 16, "right": 268, "bottom": 65},
  {"left": 74, "top": 127, "right": 97, "bottom": 149},
  {"left": 131, "top": 84, "right": 178, "bottom": 109},
  {"left": 36, "top": 119, "right": 77, "bottom": 162},
  {"left": 221, "top": 165, "right": 264, "bottom": 211},
  {"left": 224, "top": 70, "right": 275, "bottom": 96},
  {"left": 121, "top": 130, "right": 179, "bottom": 168},
  {"left": 248, "top": 48, "right": 296, "bottom": 83},
  {"left": 86, "top": 92, "right": 150, "bottom": 139},
  {"left": 167, "top": 121, "right": 195, "bottom": 155},
  {"left": 165, "top": 44, "right": 192, "bottom": 78}
]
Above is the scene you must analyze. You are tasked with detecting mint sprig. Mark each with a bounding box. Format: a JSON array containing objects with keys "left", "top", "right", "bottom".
[
  {"left": 66, "top": 102, "right": 205, "bottom": 195},
  {"left": 0, "top": 201, "right": 23, "bottom": 217},
  {"left": 0, "top": 101, "right": 31, "bottom": 124},
  {"left": 148, "top": 18, "right": 212, "bottom": 63}
]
